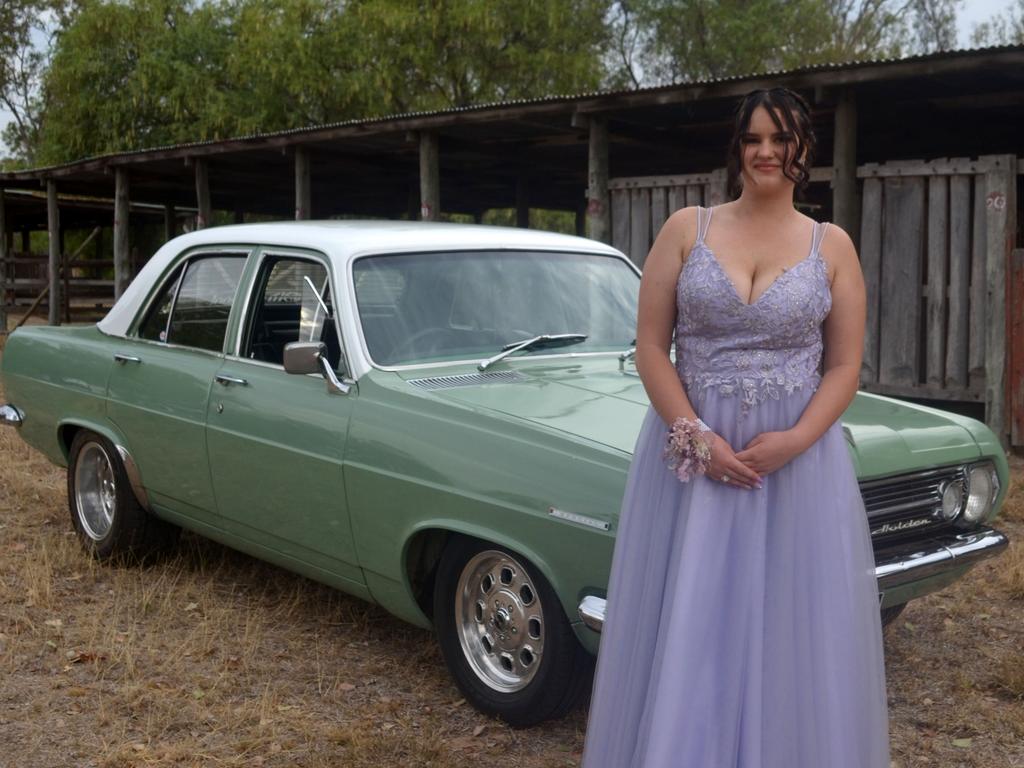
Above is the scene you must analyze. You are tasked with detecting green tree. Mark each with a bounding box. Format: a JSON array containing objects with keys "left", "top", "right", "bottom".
[
  {"left": 970, "top": 0, "right": 1024, "bottom": 45},
  {"left": 30, "top": 0, "right": 614, "bottom": 164}
]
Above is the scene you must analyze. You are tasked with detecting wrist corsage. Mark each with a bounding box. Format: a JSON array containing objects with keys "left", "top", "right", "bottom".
[{"left": 663, "top": 416, "right": 713, "bottom": 482}]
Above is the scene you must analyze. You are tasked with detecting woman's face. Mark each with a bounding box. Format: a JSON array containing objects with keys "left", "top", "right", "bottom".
[{"left": 740, "top": 105, "right": 798, "bottom": 190}]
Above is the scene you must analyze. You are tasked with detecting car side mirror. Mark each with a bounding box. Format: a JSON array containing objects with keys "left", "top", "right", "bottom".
[
  {"left": 283, "top": 341, "right": 352, "bottom": 395},
  {"left": 283, "top": 342, "right": 325, "bottom": 375}
]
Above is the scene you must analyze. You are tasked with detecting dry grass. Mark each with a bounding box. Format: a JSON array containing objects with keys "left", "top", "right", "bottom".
[{"left": 2, "top": 318, "right": 1024, "bottom": 766}]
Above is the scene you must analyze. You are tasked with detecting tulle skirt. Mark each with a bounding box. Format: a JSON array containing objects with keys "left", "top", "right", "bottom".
[{"left": 580, "top": 389, "right": 890, "bottom": 768}]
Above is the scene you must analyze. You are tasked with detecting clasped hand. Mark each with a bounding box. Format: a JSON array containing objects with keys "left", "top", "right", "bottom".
[{"left": 706, "top": 430, "right": 804, "bottom": 489}]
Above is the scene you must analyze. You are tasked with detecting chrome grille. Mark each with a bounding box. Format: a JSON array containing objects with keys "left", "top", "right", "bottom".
[
  {"left": 407, "top": 370, "right": 527, "bottom": 390},
  {"left": 859, "top": 465, "right": 966, "bottom": 541}
]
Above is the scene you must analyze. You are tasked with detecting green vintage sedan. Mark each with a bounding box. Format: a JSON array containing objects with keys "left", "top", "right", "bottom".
[{"left": 0, "top": 221, "right": 1010, "bottom": 726}]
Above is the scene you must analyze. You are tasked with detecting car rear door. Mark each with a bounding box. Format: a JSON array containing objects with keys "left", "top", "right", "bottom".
[
  {"left": 204, "top": 249, "right": 365, "bottom": 591},
  {"left": 106, "top": 250, "right": 248, "bottom": 526}
]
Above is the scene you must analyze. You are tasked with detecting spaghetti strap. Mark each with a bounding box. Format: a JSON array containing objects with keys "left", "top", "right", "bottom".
[
  {"left": 696, "top": 205, "right": 714, "bottom": 244},
  {"left": 811, "top": 221, "right": 829, "bottom": 255}
]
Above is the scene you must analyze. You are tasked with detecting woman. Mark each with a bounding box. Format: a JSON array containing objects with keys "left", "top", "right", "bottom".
[{"left": 580, "top": 88, "right": 890, "bottom": 767}]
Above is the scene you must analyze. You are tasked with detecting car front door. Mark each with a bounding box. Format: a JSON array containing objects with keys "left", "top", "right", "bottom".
[
  {"left": 205, "top": 250, "right": 365, "bottom": 591},
  {"left": 106, "top": 251, "right": 248, "bottom": 526}
]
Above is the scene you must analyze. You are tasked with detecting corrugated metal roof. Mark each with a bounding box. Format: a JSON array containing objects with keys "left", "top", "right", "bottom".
[{"left": 6, "top": 42, "right": 1023, "bottom": 177}]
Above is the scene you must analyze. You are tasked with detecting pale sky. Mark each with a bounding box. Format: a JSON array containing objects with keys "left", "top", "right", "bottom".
[{"left": 0, "top": 0, "right": 1019, "bottom": 157}]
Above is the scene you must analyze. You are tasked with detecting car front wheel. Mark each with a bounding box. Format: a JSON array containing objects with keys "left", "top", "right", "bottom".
[
  {"left": 67, "top": 430, "right": 177, "bottom": 562},
  {"left": 433, "top": 536, "right": 592, "bottom": 727}
]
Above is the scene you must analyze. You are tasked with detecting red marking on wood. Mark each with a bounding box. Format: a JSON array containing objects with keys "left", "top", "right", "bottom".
[{"left": 586, "top": 198, "right": 604, "bottom": 216}]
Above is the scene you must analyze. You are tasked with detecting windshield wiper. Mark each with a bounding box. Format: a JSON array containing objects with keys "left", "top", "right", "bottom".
[
  {"left": 477, "top": 333, "right": 588, "bottom": 371},
  {"left": 618, "top": 339, "right": 637, "bottom": 371}
]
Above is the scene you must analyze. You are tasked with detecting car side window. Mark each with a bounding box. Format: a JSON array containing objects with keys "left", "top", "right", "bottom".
[
  {"left": 137, "top": 255, "right": 246, "bottom": 352},
  {"left": 242, "top": 256, "right": 342, "bottom": 368}
]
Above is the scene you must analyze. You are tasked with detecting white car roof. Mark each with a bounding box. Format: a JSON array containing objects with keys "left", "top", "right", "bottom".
[{"left": 98, "top": 220, "right": 625, "bottom": 338}]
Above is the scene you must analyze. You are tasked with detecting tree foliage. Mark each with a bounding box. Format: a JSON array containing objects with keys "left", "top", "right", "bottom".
[{"left": 0, "top": 0, "right": 974, "bottom": 166}]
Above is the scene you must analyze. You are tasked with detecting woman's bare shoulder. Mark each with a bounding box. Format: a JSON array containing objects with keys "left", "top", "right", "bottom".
[
  {"left": 659, "top": 206, "right": 701, "bottom": 265},
  {"left": 818, "top": 221, "right": 859, "bottom": 281}
]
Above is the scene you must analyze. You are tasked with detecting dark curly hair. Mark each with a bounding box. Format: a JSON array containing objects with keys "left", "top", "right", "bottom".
[{"left": 726, "top": 88, "right": 816, "bottom": 200}]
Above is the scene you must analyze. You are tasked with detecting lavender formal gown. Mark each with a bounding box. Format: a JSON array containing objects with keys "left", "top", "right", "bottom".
[{"left": 581, "top": 206, "right": 890, "bottom": 767}]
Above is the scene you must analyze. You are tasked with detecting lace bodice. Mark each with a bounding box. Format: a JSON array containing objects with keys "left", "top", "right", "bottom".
[{"left": 675, "top": 206, "right": 832, "bottom": 415}]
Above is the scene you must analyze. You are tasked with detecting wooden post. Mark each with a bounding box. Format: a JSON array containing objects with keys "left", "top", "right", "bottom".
[
  {"left": 114, "top": 168, "right": 131, "bottom": 299},
  {"left": 20, "top": 229, "right": 29, "bottom": 254},
  {"left": 1011, "top": 247, "right": 1024, "bottom": 447},
  {"left": 516, "top": 170, "right": 529, "bottom": 228},
  {"left": 832, "top": 89, "right": 860, "bottom": 248},
  {"left": 195, "top": 158, "right": 211, "bottom": 230},
  {"left": 586, "top": 116, "right": 609, "bottom": 243},
  {"left": 164, "top": 203, "right": 176, "bottom": 241},
  {"left": 46, "top": 180, "right": 60, "bottom": 326},
  {"left": 60, "top": 226, "right": 70, "bottom": 323},
  {"left": 295, "top": 146, "right": 311, "bottom": 220},
  {"left": 0, "top": 190, "right": 6, "bottom": 334},
  {"left": 419, "top": 132, "right": 440, "bottom": 221},
  {"left": 981, "top": 154, "right": 1016, "bottom": 447}
]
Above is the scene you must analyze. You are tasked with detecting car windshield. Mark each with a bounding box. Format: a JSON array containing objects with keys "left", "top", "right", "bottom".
[{"left": 352, "top": 249, "right": 640, "bottom": 366}]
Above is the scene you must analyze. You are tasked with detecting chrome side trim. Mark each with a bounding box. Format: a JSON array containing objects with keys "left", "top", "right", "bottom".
[
  {"left": 114, "top": 444, "right": 151, "bottom": 512},
  {"left": 548, "top": 507, "right": 610, "bottom": 531},
  {"left": 1, "top": 404, "right": 24, "bottom": 428},
  {"left": 576, "top": 526, "right": 1009, "bottom": 634}
]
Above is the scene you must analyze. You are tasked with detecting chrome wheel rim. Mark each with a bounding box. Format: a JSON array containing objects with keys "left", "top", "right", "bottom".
[
  {"left": 456, "top": 550, "right": 544, "bottom": 692},
  {"left": 74, "top": 441, "right": 116, "bottom": 541}
]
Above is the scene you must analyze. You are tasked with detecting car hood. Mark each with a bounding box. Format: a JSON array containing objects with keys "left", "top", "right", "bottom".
[
  {"left": 401, "top": 360, "right": 650, "bottom": 454},
  {"left": 398, "top": 360, "right": 984, "bottom": 471}
]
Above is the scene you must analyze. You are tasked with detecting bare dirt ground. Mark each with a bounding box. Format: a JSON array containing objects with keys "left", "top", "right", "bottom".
[{"left": 1, "top": 324, "right": 1022, "bottom": 767}]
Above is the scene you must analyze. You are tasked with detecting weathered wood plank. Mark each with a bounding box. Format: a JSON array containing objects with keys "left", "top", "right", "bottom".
[
  {"left": 668, "top": 186, "right": 686, "bottom": 214},
  {"left": 629, "top": 188, "right": 651, "bottom": 268},
  {"left": 685, "top": 185, "right": 703, "bottom": 207},
  {"left": 969, "top": 175, "right": 987, "bottom": 389},
  {"left": 46, "top": 180, "right": 60, "bottom": 326},
  {"left": 926, "top": 175, "right": 948, "bottom": 386},
  {"left": 982, "top": 154, "right": 1016, "bottom": 446},
  {"left": 586, "top": 117, "right": 609, "bottom": 243},
  {"left": 857, "top": 157, "right": 992, "bottom": 178},
  {"left": 419, "top": 131, "right": 440, "bottom": 221},
  {"left": 610, "top": 189, "right": 630, "bottom": 258},
  {"left": 295, "top": 146, "right": 311, "bottom": 220},
  {"left": 832, "top": 88, "right": 859, "bottom": 247},
  {"left": 945, "top": 174, "right": 971, "bottom": 388},
  {"left": 706, "top": 168, "right": 729, "bottom": 206},
  {"left": 859, "top": 177, "right": 883, "bottom": 383},
  {"left": 650, "top": 187, "right": 668, "bottom": 239},
  {"left": 1011, "top": 247, "right": 1024, "bottom": 446},
  {"left": 114, "top": 168, "right": 131, "bottom": 299},
  {"left": 878, "top": 176, "right": 925, "bottom": 387}
]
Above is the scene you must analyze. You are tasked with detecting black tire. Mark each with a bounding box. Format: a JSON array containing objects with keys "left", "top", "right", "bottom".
[
  {"left": 880, "top": 602, "right": 907, "bottom": 629},
  {"left": 67, "top": 430, "right": 177, "bottom": 562},
  {"left": 433, "top": 535, "right": 593, "bottom": 727}
]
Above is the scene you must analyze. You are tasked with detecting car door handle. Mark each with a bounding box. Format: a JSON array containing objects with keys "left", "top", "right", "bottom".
[
  {"left": 113, "top": 353, "right": 141, "bottom": 364},
  {"left": 215, "top": 374, "right": 248, "bottom": 387}
]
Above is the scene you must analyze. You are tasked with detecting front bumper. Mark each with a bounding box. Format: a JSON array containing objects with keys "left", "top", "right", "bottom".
[
  {"left": 0, "top": 403, "right": 23, "bottom": 428},
  {"left": 577, "top": 525, "right": 1009, "bottom": 633}
]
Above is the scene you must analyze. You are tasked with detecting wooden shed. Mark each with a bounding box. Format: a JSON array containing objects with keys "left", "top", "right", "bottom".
[{"left": 1, "top": 44, "right": 1022, "bottom": 447}]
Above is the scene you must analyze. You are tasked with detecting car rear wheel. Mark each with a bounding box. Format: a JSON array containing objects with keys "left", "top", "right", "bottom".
[
  {"left": 433, "top": 536, "right": 592, "bottom": 727},
  {"left": 67, "top": 430, "right": 177, "bottom": 562}
]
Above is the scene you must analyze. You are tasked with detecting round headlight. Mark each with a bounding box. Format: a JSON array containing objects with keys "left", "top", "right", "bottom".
[
  {"left": 963, "top": 464, "right": 998, "bottom": 524},
  {"left": 940, "top": 481, "right": 963, "bottom": 520}
]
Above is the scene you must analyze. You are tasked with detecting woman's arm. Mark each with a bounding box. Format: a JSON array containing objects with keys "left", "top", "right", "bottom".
[
  {"left": 735, "top": 224, "right": 866, "bottom": 474},
  {"left": 638, "top": 208, "right": 762, "bottom": 488}
]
